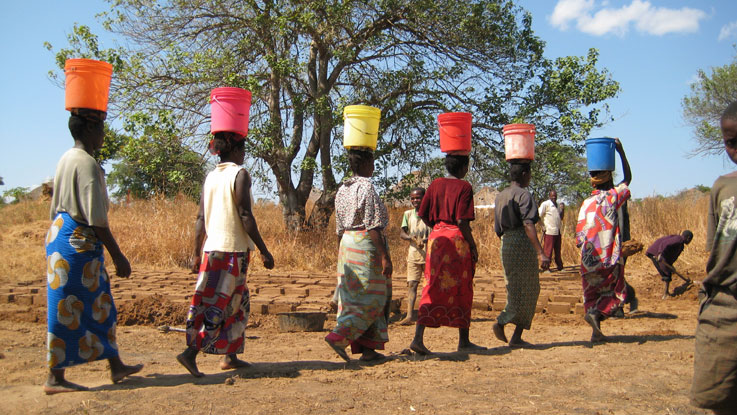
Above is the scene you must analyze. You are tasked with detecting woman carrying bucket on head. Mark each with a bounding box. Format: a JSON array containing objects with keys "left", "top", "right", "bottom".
[
  {"left": 492, "top": 123, "right": 550, "bottom": 347},
  {"left": 325, "top": 105, "right": 393, "bottom": 363},
  {"left": 408, "top": 112, "right": 486, "bottom": 355},
  {"left": 45, "top": 58, "right": 143, "bottom": 394},
  {"left": 177, "top": 87, "right": 275, "bottom": 377},
  {"left": 575, "top": 137, "right": 632, "bottom": 342}
]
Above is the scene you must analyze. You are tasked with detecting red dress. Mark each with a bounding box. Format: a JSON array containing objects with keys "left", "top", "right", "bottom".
[{"left": 416, "top": 178, "right": 475, "bottom": 328}]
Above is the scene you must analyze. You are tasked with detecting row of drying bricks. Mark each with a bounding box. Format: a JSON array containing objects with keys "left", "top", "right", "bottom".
[{"left": 0, "top": 271, "right": 585, "bottom": 315}]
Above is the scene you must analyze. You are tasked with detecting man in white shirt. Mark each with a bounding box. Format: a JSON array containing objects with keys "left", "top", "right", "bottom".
[{"left": 538, "top": 190, "right": 564, "bottom": 271}]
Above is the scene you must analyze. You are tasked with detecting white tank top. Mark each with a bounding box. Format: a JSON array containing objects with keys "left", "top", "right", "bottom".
[{"left": 202, "top": 162, "right": 256, "bottom": 252}]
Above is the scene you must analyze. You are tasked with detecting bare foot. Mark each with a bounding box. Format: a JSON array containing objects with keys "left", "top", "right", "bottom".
[
  {"left": 584, "top": 313, "right": 605, "bottom": 342},
  {"left": 359, "top": 350, "right": 386, "bottom": 362},
  {"left": 221, "top": 358, "right": 251, "bottom": 370},
  {"left": 111, "top": 363, "right": 143, "bottom": 384},
  {"left": 176, "top": 352, "right": 204, "bottom": 378},
  {"left": 492, "top": 323, "right": 508, "bottom": 343},
  {"left": 590, "top": 333, "right": 608, "bottom": 343},
  {"left": 509, "top": 339, "right": 534, "bottom": 349},
  {"left": 43, "top": 380, "right": 89, "bottom": 395},
  {"left": 458, "top": 342, "right": 487, "bottom": 352},
  {"left": 409, "top": 341, "right": 432, "bottom": 355},
  {"left": 324, "top": 338, "right": 350, "bottom": 362},
  {"left": 397, "top": 316, "right": 414, "bottom": 326}
]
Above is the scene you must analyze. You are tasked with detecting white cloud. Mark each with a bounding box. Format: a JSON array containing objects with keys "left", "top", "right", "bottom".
[
  {"left": 549, "top": 0, "right": 707, "bottom": 37},
  {"left": 550, "top": 0, "right": 594, "bottom": 30},
  {"left": 719, "top": 21, "right": 737, "bottom": 41}
]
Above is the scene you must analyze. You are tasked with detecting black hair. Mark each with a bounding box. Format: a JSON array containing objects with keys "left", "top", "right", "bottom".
[
  {"left": 682, "top": 230, "right": 693, "bottom": 242},
  {"left": 722, "top": 101, "right": 737, "bottom": 122},
  {"left": 444, "top": 154, "right": 469, "bottom": 177},
  {"left": 410, "top": 187, "right": 425, "bottom": 195},
  {"left": 212, "top": 132, "right": 245, "bottom": 159},
  {"left": 347, "top": 148, "right": 373, "bottom": 174},
  {"left": 68, "top": 114, "right": 86, "bottom": 140},
  {"left": 68, "top": 109, "right": 105, "bottom": 141},
  {"left": 509, "top": 162, "right": 531, "bottom": 182}
]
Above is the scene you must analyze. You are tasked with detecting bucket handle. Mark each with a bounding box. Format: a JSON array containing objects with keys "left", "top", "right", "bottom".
[
  {"left": 345, "top": 118, "right": 378, "bottom": 137},
  {"left": 437, "top": 120, "right": 470, "bottom": 139}
]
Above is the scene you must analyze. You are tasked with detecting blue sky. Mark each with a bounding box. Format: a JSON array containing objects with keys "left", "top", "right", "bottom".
[{"left": 1, "top": 0, "right": 736, "bottom": 200}]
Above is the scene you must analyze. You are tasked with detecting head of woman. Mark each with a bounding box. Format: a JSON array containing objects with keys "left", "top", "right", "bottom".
[
  {"left": 68, "top": 108, "right": 106, "bottom": 152},
  {"left": 347, "top": 148, "right": 374, "bottom": 178},
  {"left": 589, "top": 170, "right": 614, "bottom": 190},
  {"left": 509, "top": 161, "right": 531, "bottom": 187},
  {"left": 210, "top": 132, "right": 246, "bottom": 165},
  {"left": 445, "top": 154, "right": 470, "bottom": 179}
]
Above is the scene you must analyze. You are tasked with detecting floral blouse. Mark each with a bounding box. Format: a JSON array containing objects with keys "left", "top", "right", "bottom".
[{"left": 334, "top": 176, "right": 389, "bottom": 235}]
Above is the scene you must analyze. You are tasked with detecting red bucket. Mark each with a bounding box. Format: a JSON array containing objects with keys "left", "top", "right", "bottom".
[{"left": 438, "top": 112, "right": 472, "bottom": 153}]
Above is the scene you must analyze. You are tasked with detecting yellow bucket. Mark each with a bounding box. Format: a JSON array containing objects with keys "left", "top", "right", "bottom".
[{"left": 343, "top": 105, "right": 381, "bottom": 150}]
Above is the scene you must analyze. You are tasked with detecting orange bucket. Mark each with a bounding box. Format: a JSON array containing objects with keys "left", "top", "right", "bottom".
[
  {"left": 64, "top": 59, "right": 113, "bottom": 112},
  {"left": 503, "top": 123, "right": 535, "bottom": 161},
  {"left": 438, "top": 112, "right": 472, "bottom": 153}
]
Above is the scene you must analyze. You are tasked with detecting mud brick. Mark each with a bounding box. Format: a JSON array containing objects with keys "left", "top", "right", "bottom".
[
  {"left": 0, "top": 294, "right": 15, "bottom": 303},
  {"left": 284, "top": 288, "right": 309, "bottom": 297},
  {"left": 32, "top": 294, "right": 46, "bottom": 305},
  {"left": 546, "top": 302, "right": 572, "bottom": 314},
  {"left": 574, "top": 304, "right": 585, "bottom": 315},
  {"left": 296, "top": 305, "right": 324, "bottom": 312},
  {"left": 295, "top": 278, "right": 319, "bottom": 285},
  {"left": 491, "top": 299, "right": 506, "bottom": 311},
  {"left": 268, "top": 302, "right": 297, "bottom": 314},
  {"left": 472, "top": 298, "right": 489, "bottom": 311},
  {"left": 307, "top": 289, "right": 335, "bottom": 298},
  {"left": 258, "top": 287, "right": 284, "bottom": 296},
  {"left": 552, "top": 295, "right": 580, "bottom": 305},
  {"left": 535, "top": 302, "right": 545, "bottom": 313},
  {"left": 16, "top": 295, "right": 33, "bottom": 306},
  {"left": 538, "top": 292, "right": 552, "bottom": 302}
]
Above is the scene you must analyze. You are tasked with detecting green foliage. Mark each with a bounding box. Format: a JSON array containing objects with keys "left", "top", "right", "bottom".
[
  {"left": 3, "top": 187, "right": 30, "bottom": 204},
  {"left": 694, "top": 184, "right": 711, "bottom": 193},
  {"left": 107, "top": 127, "right": 208, "bottom": 201},
  {"left": 682, "top": 48, "right": 737, "bottom": 156},
  {"left": 48, "top": 0, "right": 619, "bottom": 228}
]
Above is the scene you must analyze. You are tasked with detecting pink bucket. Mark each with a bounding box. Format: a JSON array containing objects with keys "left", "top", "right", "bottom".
[
  {"left": 503, "top": 123, "right": 535, "bottom": 161},
  {"left": 210, "top": 87, "right": 252, "bottom": 136}
]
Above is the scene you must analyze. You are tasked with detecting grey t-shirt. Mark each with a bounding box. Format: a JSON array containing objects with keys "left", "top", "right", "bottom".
[
  {"left": 494, "top": 184, "right": 539, "bottom": 237},
  {"left": 704, "top": 172, "right": 737, "bottom": 295},
  {"left": 49, "top": 148, "right": 109, "bottom": 226}
]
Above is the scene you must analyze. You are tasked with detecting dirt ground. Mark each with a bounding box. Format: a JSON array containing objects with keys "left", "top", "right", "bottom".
[{"left": 0, "top": 268, "right": 713, "bottom": 415}]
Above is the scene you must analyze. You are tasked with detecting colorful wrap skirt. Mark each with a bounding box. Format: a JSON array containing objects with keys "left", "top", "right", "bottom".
[
  {"left": 46, "top": 212, "right": 119, "bottom": 369},
  {"left": 498, "top": 227, "right": 540, "bottom": 330},
  {"left": 326, "top": 230, "right": 390, "bottom": 354},
  {"left": 417, "top": 223, "right": 474, "bottom": 329},
  {"left": 581, "top": 263, "right": 627, "bottom": 317},
  {"left": 186, "top": 251, "right": 250, "bottom": 355}
]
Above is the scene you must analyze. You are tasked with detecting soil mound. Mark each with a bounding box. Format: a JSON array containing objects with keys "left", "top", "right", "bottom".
[{"left": 117, "top": 294, "right": 188, "bottom": 326}]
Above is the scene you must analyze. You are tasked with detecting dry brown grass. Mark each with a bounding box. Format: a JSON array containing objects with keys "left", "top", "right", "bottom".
[{"left": 0, "top": 192, "right": 710, "bottom": 284}]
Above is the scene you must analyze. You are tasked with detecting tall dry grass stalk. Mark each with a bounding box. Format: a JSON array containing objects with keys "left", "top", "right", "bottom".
[{"left": 0, "top": 192, "right": 710, "bottom": 284}]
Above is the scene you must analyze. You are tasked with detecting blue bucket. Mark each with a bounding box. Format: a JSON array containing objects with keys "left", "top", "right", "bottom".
[{"left": 586, "top": 137, "right": 616, "bottom": 171}]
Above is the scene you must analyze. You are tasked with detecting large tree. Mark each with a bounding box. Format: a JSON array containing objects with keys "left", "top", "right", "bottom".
[
  {"left": 682, "top": 49, "right": 737, "bottom": 157},
  {"left": 49, "top": 0, "right": 618, "bottom": 229}
]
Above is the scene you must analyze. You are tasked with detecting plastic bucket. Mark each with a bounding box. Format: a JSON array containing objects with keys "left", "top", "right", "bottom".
[
  {"left": 586, "top": 137, "right": 616, "bottom": 171},
  {"left": 503, "top": 123, "right": 535, "bottom": 161},
  {"left": 438, "top": 112, "right": 472, "bottom": 153},
  {"left": 210, "top": 87, "right": 252, "bottom": 136},
  {"left": 64, "top": 59, "right": 113, "bottom": 112},
  {"left": 343, "top": 105, "right": 381, "bottom": 150}
]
